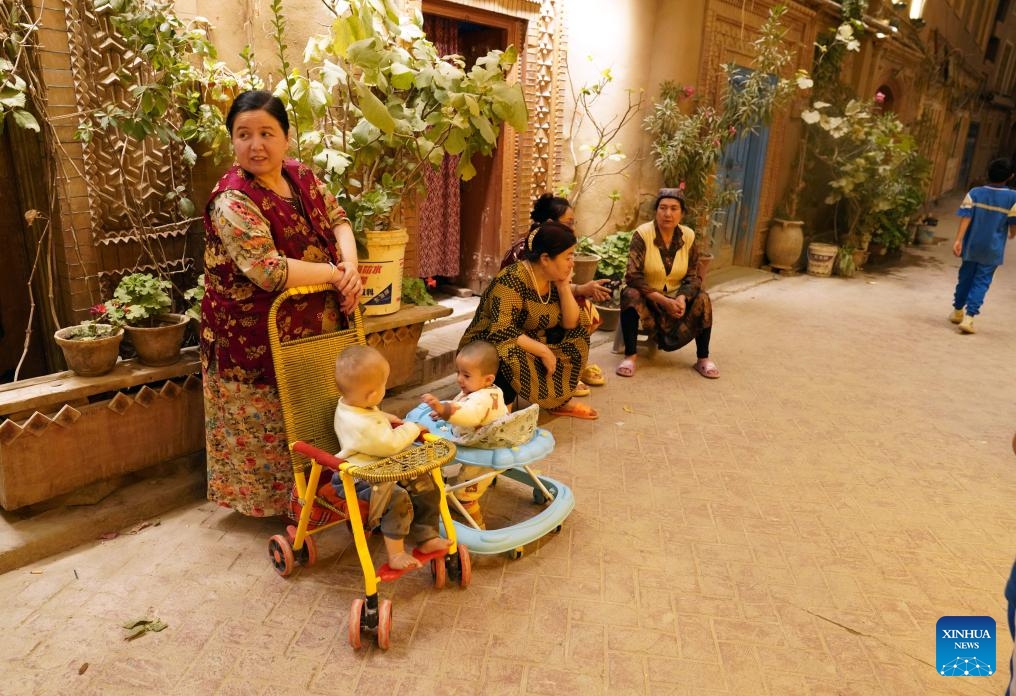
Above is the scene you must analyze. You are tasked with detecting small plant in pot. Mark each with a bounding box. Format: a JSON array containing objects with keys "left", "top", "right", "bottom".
[
  {"left": 589, "top": 230, "right": 632, "bottom": 332},
  {"left": 105, "top": 272, "right": 189, "bottom": 366},
  {"left": 53, "top": 318, "right": 125, "bottom": 377}
]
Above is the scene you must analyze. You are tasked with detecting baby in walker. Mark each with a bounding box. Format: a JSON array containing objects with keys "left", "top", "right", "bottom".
[
  {"left": 422, "top": 341, "right": 509, "bottom": 528},
  {"left": 333, "top": 345, "right": 451, "bottom": 570}
]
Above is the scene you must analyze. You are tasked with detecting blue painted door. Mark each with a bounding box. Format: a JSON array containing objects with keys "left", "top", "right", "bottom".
[
  {"left": 714, "top": 68, "right": 771, "bottom": 266},
  {"left": 715, "top": 121, "right": 769, "bottom": 266}
]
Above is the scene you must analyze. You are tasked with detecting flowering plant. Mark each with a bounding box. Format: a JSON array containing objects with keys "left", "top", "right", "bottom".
[
  {"left": 643, "top": 4, "right": 811, "bottom": 252},
  {"left": 93, "top": 272, "right": 173, "bottom": 327}
]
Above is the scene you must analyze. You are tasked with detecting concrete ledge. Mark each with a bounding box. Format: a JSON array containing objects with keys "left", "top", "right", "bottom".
[{"left": 0, "top": 453, "right": 206, "bottom": 574}]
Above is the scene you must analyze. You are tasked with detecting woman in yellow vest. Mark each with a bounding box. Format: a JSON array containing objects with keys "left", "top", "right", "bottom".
[{"left": 614, "top": 188, "right": 718, "bottom": 379}]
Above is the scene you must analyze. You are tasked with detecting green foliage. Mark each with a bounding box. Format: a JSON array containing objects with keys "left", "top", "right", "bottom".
[
  {"left": 103, "top": 272, "right": 174, "bottom": 326},
  {"left": 64, "top": 321, "right": 121, "bottom": 340},
  {"left": 184, "top": 274, "right": 204, "bottom": 321},
  {"left": 276, "top": 0, "right": 528, "bottom": 239},
  {"left": 592, "top": 230, "right": 633, "bottom": 282},
  {"left": 0, "top": 2, "right": 40, "bottom": 134},
  {"left": 401, "top": 277, "right": 436, "bottom": 306},
  {"left": 643, "top": 4, "right": 809, "bottom": 248},
  {"left": 801, "top": 99, "right": 924, "bottom": 248}
]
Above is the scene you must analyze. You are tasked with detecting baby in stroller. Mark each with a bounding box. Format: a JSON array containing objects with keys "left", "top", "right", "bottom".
[{"left": 333, "top": 345, "right": 451, "bottom": 570}]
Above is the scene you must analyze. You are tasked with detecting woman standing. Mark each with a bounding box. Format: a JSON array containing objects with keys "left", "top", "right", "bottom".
[
  {"left": 201, "top": 90, "right": 361, "bottom": 516},
  {"left": 615, "top": 188, "right": 718, "bottom": 379},
  {"left": 461, "top": 219, "right": 598, "bottom": 420}
]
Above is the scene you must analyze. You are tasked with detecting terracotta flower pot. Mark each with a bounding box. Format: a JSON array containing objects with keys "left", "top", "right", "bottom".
[
  {"left": 123, "top": 313, "right": 188, "bottom": 366},
  {"left": 54, "top": 325, "right": 124, "bottom": 376}
]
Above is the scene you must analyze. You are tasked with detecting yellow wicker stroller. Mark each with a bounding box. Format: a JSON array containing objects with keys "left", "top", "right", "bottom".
[{"left": 265, "top": 285, "right": 471, "bottom": 650}]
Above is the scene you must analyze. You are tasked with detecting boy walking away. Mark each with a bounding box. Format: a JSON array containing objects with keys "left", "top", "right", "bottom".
[{"left": 950, "top": 157, "right": 1016, "bottom": 334}]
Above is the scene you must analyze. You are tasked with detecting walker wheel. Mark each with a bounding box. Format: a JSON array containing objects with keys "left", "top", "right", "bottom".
[
  {"left": 268, "top": 534, "right": 295, "bottom": 577},
  {"left": 509, "top": 547, "right": 524, "bottom": 560},
  {"left": 457, "top": 545, "right": 472, "bottom": 588},
  {"left": 553, "top": 525, "right": 563, "bottom": 534},
  {"left": 376, "top": 599, "right": 392, "bottom": 650},
  {"left": 431, "top": 556, "right": 447, "bottom": 589},
  {"left": 348, "top": 598, "right": 364, "bottom": 649}
]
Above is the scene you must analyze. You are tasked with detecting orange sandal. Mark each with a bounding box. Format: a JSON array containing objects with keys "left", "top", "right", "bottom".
[{"left": 548, "top": 401, "right": 599, "bottom": 420}]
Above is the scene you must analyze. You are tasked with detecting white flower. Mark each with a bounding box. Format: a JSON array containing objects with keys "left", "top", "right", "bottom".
[
  {"left": 801, "top": 109, "right": 821, "bottom": 124},
  {"left": 796, "top": 75, "right": 814, "bottom": 90}
]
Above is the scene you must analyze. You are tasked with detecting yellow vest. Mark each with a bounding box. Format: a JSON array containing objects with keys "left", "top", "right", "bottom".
[{"left": 635, "top": 221, "right": 695, "bottom": 293}]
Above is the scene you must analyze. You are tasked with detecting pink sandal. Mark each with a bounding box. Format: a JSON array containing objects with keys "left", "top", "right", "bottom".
[
  {"left": 615, "top": 358, "right": 636, "bottom": 377},
  {"left": 694, "top": 358, "right": 719, "bottom": 379}
]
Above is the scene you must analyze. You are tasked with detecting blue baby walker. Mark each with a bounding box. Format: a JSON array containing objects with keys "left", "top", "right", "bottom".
[{"left": 405, "top": 403, "right": 575, "bottom": 559}]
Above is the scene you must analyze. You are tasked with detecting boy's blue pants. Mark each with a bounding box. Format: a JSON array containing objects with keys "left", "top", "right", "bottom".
[{"left": 953, "top": 260, "right": 997, "bottom": 316}]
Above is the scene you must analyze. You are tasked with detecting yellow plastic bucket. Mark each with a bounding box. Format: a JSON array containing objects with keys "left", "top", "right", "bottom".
[{"left": 359, "top": 229, "right": 408, "bottom": 316}]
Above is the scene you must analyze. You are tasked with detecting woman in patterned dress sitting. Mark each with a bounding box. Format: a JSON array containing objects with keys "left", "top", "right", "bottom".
[{"left": 459, "top": 219, "right": 598, "bottom": 420}]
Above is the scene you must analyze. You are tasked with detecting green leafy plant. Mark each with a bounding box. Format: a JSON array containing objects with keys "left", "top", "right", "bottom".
[
  {"left": 401, "top": 277, "right": 436, "bottom": 306},
  {"left": 0, "top": 1, "right": 40, "bottom": 134},
  {"left": 184, "top": 274, "right": 204, "bottom": 321},
  {"left": 801, "top": 98, "right": 922, "bottom": 249},
  {"left": 589, "top": 230, "right": 632, "bottom": 307},
  {"left": 100, "top": 272, "right": 174, "bottom": 327},
  {"left": 62, "top": 321, "right": 122, "bottom": 340},
  {"left": 274, "top": 0, "right": 528, "bottom": 243},
  {"left": 643, "top": 4, "right": 810, "bottom": 252}
]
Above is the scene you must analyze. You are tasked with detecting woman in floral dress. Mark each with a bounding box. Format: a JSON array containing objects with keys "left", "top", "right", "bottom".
[{"left": 200, "top": 90, "right": 361, "bottom": 516}]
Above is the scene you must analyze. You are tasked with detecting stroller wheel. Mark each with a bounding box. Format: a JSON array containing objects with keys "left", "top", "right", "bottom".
[
  {"left": 268, "top": 534, "right": 295, "bottom": 577},
  {"left": 430, "top": 556, "right": 447, "bottom": 589},
  {"left": 285, "top": 526, "right": 317, "bottom": 567},
  {"left": 348, "top": 598, "right": 364, "bottom": 649},
  {"left": 294, "top": 535, "right": 317, "bottom": 567},
  {"left": 457, "top": 545, "right": 472, "bottom": 588},
  {"left": 376, "top": 599, "right": 392, "bottom": 650}
]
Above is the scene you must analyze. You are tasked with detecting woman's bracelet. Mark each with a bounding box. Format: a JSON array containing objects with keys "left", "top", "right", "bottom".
[{"left": 327, "top": 261, "right": 338, "bottom": 280}]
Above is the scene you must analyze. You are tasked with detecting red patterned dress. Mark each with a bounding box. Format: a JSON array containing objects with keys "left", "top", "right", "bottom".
[{"left": 200, "top": 160, "right": 349, "bottom": 516}]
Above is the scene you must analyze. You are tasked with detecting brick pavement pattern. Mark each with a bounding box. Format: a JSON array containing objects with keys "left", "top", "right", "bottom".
[{"left": 3, "top": 196, "right": 1016, "bottom": 695}]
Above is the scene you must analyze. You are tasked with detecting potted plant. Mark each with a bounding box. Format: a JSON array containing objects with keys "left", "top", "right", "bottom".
[
  {"left": 643, "top": 5, "right": 810, "bottom": 263},
  {"left": 277, "top": 0, "right": 527, "bottom": 314},
  {"left": 53, "top": 320, "right": 124, "bottom": 377},
  {"left": 102, "top": 272, "right": 189, "bottom": 366},
  {"left": 800, "top": 97, "right": 922, "bottom": 276},
  {"left": 589, "top": 230, "right": 633, "bottom": 332}
]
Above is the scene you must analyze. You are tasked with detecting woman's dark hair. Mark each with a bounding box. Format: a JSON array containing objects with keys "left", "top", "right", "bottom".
[
  {"left": 529, "top": 193, "right": 571, "bottom": 230},
  {"left": 225, "top": 90, "right": 290, "bottom": 135},
  {"left": 521, "top": 220, "right": 577, "bottom": 261}
]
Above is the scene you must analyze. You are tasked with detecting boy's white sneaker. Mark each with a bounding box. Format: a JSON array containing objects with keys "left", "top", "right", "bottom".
[
  {"left": 949, "top": 308, "right": 964, "bottom": 324},
  {"left": 958, "top": 314, "right": 975, "bottom": 334}
]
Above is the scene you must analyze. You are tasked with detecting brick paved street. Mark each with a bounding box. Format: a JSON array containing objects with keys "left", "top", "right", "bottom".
[{"left": 3, "top": 195, "right": 1016, "bottom": 695}]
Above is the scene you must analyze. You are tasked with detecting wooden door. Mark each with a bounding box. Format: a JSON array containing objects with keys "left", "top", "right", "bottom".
[{"left": 0, "top": 133, "right": 48, "bottom": 382}]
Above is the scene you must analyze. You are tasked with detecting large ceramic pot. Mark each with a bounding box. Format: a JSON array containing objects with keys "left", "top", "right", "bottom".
[
  {"left": 573, "top": 253, "right": 600, "bottom": 285},
  {"left": 766, "top": 219, "right": 804, "bottom": 270},
  {"left": 124, "top": 313, "right": 188, "bottom": 366},
  {"left": 54, "top": 325, "right": 123, "bottom": 376}
]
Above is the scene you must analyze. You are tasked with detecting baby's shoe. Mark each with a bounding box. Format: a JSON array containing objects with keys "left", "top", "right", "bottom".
[
  {"left": 949, "top": 308, "right": 964, "bottom": 324},
  {"left": 958, "top": 314, "right": 975, "bottom": 334}
]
